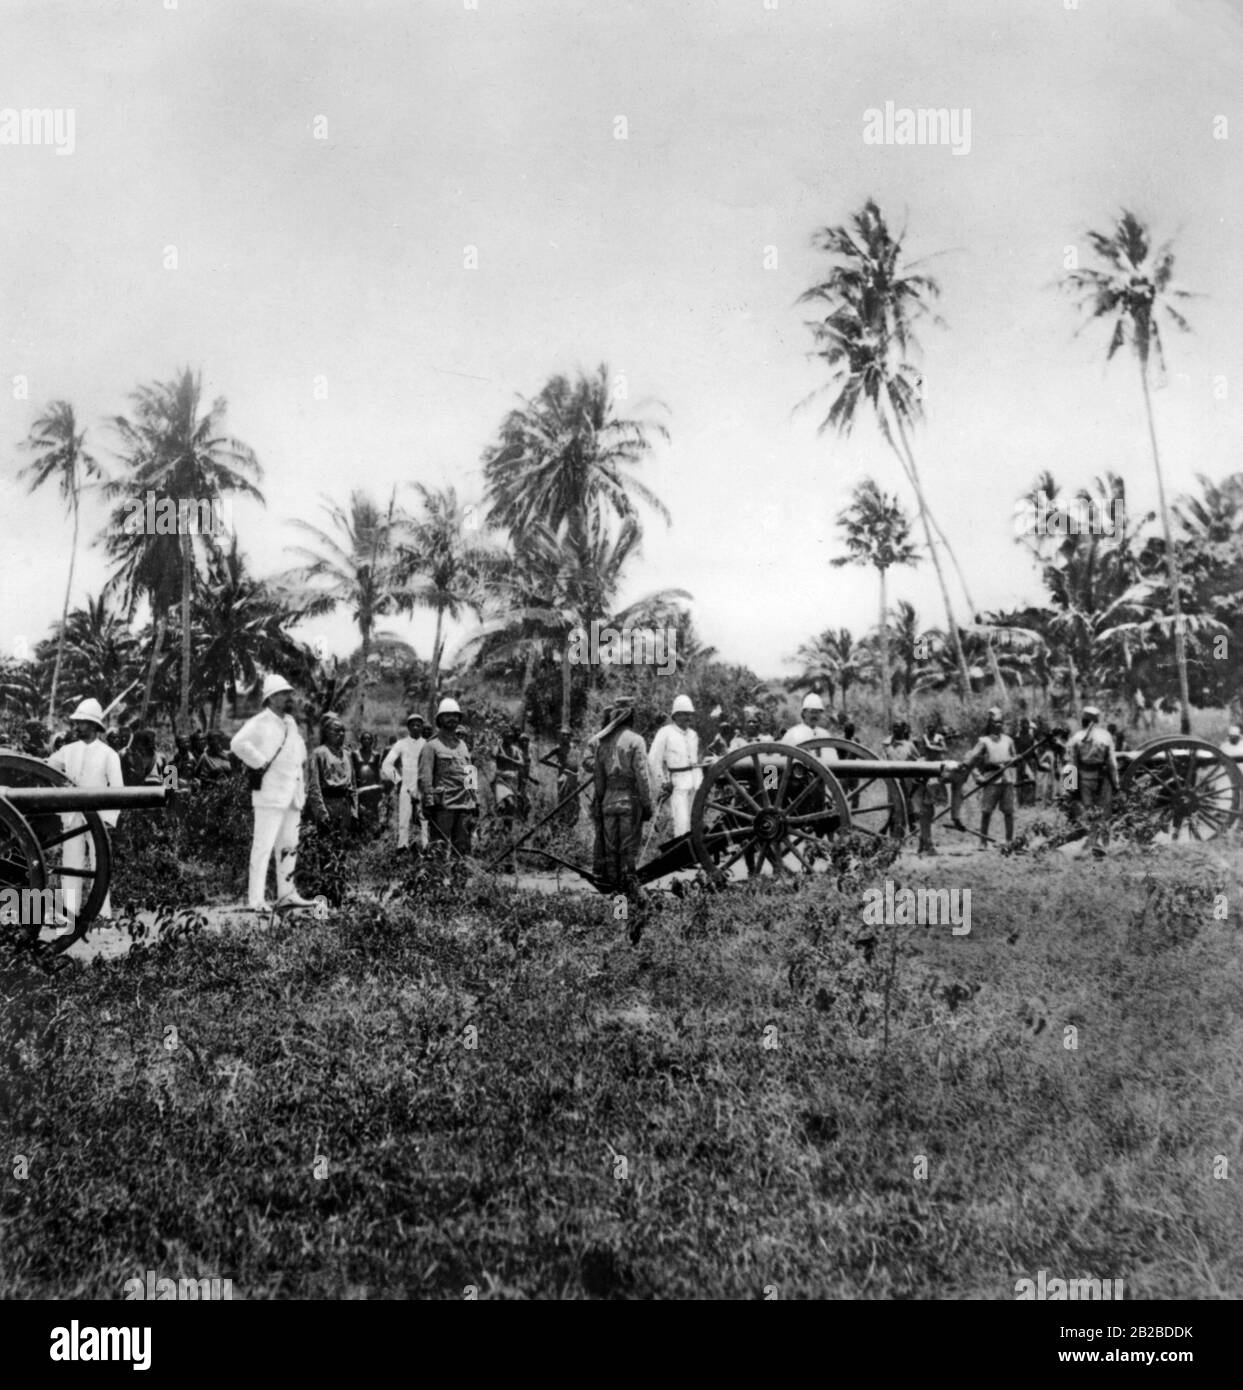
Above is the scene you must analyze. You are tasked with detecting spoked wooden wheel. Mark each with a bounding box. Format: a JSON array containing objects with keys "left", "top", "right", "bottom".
[
  {"left": 690, "top": 742, "right": 850, "bottom": 885},
  {"left": 0, "top": 752, "right": 112, "bottom": 951},
  {"left": 798, "top": 737, "right": 908, "bottom": 840},
  {"left": 1118, "top": 737, "right": 1243, "bottom": 842},
  {"left": 0, "top": 795, "right": 50, "bottom": 949}
]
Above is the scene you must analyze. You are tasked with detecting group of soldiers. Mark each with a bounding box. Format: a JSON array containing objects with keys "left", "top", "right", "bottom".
[{"left": 25, "top": 676, "right": 1240, "bottom": 927}]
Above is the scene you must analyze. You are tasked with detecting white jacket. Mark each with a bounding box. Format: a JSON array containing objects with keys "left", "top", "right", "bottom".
[
  {"left": 782, "top": 722, "right": 837, "bottom": 764},
  {"left": 230, "top": 708, "right": 307, "bottom": 810},
  {"left": 48, "top": 738, "right": 125, "bottom": 828},
  {"left": 381, "top": 735, "right": 425, "bottom": 790},
  {"left": 649, "top": 723, "right": 702, "bottom": 792}
]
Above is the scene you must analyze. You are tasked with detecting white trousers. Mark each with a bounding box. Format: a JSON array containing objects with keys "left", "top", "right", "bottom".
[
  {"left": 669, "top": 787, "right": 694, "bottom": 838},
  {"left": 248, "top": 806, "right": 302, "bottom": 907},
  {"left": 395, "top": 789, "right": 427, "bottom": 850},
  {"left": 61, "top": 814, "right": 111, "bottom": 920}
]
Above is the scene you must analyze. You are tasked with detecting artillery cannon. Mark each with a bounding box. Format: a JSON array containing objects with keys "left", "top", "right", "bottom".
[
  {"left": 0, "top": 751, "right": 168, "bottom": 953},
  {"left": 499, "top": 730, "right": 1242, "bottom": 893}
]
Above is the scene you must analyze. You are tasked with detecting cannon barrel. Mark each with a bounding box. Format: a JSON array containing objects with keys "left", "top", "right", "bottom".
[
  {"left": 825, "top": 759, "right": 962, "bottom": 779},
  {"left": 0, "top": 784, "right": 168, "bottom": 813}
]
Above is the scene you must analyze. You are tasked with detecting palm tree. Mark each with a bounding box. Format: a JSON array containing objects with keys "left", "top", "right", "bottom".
[
  {"left": 36, "top": 592, "right": 141, "bottom": 714},
  {"left": 17, "top": 402, "right": 102, "bottom": 725},
  {"left": 799, "top": 199, "right": 974, "bottom": 697},
  {"left": 108, "top": 368, "right": 264, "bottom": 733},
  {"left": 395, "top": 484, "right": 496, "bottom": 712},
  {"left": 887, "top": 599, "right": 943, "bottom": 712},
  {"left": 100, "top": 517, "right": 182, "bottom": 723},
  {"left": 193, "top": 538, "right": 309, "bottom": 725},
  {"left": 832, "top": 478, "right": 920, "bottom": 726},
  {"left": 1062, "top": 210, "right": 1196, "bottom": 731},
  {"left": 285, "top": 489, "right": 404, "bottom": 730},
  {"left": 483, "top": 365, "right": 670, "bottom": 550},
  {"left": 790, "top": 627, "right": 867, "bottom": 717}
]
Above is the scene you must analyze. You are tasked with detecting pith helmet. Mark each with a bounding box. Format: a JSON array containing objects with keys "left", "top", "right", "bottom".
[
  {"left": 672, "top": 694, "right": 695, "bottom": 715},
  {"left": 68, "top": 698, "right": 106, "bottom": 728},
  {"left": 1229, "top": 725, "right": 1241, "bottom": 739},
  {"left": 1083, "top": 704, "right": 1101, "bottom": 719},
  {"left": 801, "top": 692, "right": 825, "bottom": 712},
  {"left": 436, "top": 697, "right": 462, "bottom": 720},
  {"left": 405, "top": 710, "right": 424, "bottom": 725},
  {"left": 262, "top": 673, "right": 294, "bottom": 703},
  {"left": 987, "top": 705, "right": 1003, "bottom": 720}
]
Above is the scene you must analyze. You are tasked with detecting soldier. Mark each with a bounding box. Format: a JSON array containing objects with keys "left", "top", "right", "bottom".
[
  {"left": 591, "top": 696, "right": 653, "bottom": 919},
  {"left": 351, "top": 731, "right": 384, "bottom": 837},
  {"left": 418, "top": 697, "right": 478, "bottom": 859},
  {"left": 539, "top": 726, "right": 580, "bottom": 827},
  {"left": 121, "top": 727, "right": 169, "bottom": 787},
  {"left": 493, "top": 724, "right": 525, "bottom": 825},
  {"left": 648, "top": 694, "right": 702, "bottom": 838},
  {"left": 48, "top": 698, "right": 124, "bottom": 924},
  {"left": 783, "top": 691, "right": 830, "bottom": 751},
  {"left": 194, "top": 730, "right": 234, "bottom": 783},
  {"left": 964, "top": 706, "right": 1018, "bottom": 848},
  {"left": 230, "top": 673, "right": 315, "bottom": 912},
  {"left": 381, "top": 713, "right": 428, "bottom": 854},
  {"left": 1066, "top": 704, "right": 1120, "bottom": 858},
  {"left": 20, "top": 719, "right": 49, "bottom": 759},
  {"left": 307, "top": 713, "right": 358, "bottom": 834},
  {"left": 706, "top": 707, "right": 735, "bottom": 758},
  {"left": 884, "top": 719, "right": 933, "bottom": 854},
  {"left": 1223, "top": 724, "right": 1243, "bottom": 759},
  {"left": 730, "top": 705, "right": 768, "bottom": 749}
]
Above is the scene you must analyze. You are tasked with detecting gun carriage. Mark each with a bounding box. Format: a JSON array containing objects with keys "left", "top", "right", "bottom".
[
  {"left": 501, "top": 732, "right": 1242, "bottom": 892},
  {"left": 0, "top": 750, "right": 168, "bottom": 953}
]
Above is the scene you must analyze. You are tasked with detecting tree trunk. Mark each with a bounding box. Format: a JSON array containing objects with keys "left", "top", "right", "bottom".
[
  {"left": 1139, "top": 362, "right": 1192, "bottom": 735},
  {"left": 179, "top": 533, "right": 193, "bottom": 736},
  {"left": 141, "top": 610, "right": 167, "bottom": 722},
  {"left": 877, "top": 565, "right": 892, "bottom": 727},
  {"left": 355, "top": 624, "right": 371, "bottom": 731},
  {"left": 429, "top": 606, "right": 445, "bottom": 715},
  {"left": 48, "top": 489, "right": 79, "bottom": 726},
  {"left": 889, "top": 417, "right": 973, "bottom": 698},
  {"left": 1067, "top": 653, "right": 1080, "bottom": 714},
  {"left": 561, "top": 633, "right": 573, "bottom": 727}
]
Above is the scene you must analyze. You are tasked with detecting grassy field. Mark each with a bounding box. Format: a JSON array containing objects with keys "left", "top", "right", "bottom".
[{"left": 3, "top": 840, "right": 1242, "bottom": 1299}]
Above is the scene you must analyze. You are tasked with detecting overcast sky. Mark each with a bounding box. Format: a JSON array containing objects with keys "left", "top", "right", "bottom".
[{"left": 2, "top": 0, "right": 1241, "bottom": 682}]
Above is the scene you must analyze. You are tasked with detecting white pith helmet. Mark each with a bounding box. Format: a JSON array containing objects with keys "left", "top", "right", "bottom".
[
  {"left": 68, "top": 697, "right": 106, "bottom": 728},
  {"left": 436, "top": 697, "right": 462, "bottom": 717},
  {"left": 671, "top": 694, "right": 695, "bottom": 715},
  {"left": 261, "top": 673, "right": 293, "bottom": 703},
  {"left": 801, "top": 692, "right": 825, "bottom": 713}
]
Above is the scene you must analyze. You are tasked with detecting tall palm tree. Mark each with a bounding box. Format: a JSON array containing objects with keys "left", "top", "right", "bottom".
[
  {"left": 790, "top": 627, "right": 866, "bottom": 717},
  {"left": 483, "top": 365, "right": 670, "bottom": 550},
  {"left": 36, "top": 592, "right": 141, "bottom": 714},
  {"left": 285, "top": 489, "right": 404, "bottom": 730},
  {"left": 17, "top": 402, "right": 102, "bottom": 724},
  {"left": 887, "top": 599, "right": 944, "bottom": 713},
  {"left": 1062, "top": 210, "right": 1196, "bottom": 731},
  {"left": 395, "top": 484, "right": 496, "bottom": 712},
  {"left": 832, "top": 478, "right": 920, "bottom": 726},
  {"left": 799, "top": 199, "right": 975, "bottom": 697},
  {"left": 100, "top": 517, "right": 182, "bottom": 723},
  {"left": 108, "top": 368, "right": 264, "bottom": 733}
]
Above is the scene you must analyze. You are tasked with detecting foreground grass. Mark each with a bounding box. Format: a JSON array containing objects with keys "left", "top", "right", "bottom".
[{"left": 3, "top": 845, "right": 1242, "bottom": 1299}]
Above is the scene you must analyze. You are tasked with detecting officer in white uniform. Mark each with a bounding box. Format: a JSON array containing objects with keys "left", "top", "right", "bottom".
[
  {"left": 380, "top": 712, "right": 429, "bottom": 851},
  {"left": 648, "top": 694, "right": 702, "bottom": 838},
  {"left": 48, "top": 697, "right": 124, "bottom": 923},
  {"left": 782, "top": 692, "right": 835, "bottom": 762},
  {"left": 230, "top": 673, "right": 314, "bottom": 911}
]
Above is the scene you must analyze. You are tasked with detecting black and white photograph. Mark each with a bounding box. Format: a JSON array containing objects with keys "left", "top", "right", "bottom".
[{"left": 0, "top": 0, "right": 1240, "bottom": 1340}]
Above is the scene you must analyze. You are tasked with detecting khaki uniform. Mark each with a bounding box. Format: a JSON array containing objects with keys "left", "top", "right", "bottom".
[
  {"left": 418, "top": 732, "right": 478, "bottom": 857},
  {"left": 1067, "top": 722, "right": 1119, "bottom": 853},
  {"left": 593, "top": 726, "right": 653, "bottom": 894}
]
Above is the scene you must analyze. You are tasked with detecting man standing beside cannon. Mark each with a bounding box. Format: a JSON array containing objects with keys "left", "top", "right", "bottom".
[
  {"left": 418, "top": 697, "right": 478, "bottom": 860},
  {"left": 591, "top": 696, "right": 653, "bottom": 899},
  {"left": 48, "top": 697, "right": 124, "bottom": 922},
  {"left": 649, "top": 693, "right": 702, "bottom": 838},
  {"left": 1066, "top": 704, "right": 1120, "bottom": 859},
  {"left": 964, "top": 706, "right": 1018, "bottom": 848},
  {"left": 230, "top": 673, "right": 316, "bottom": 913}
]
